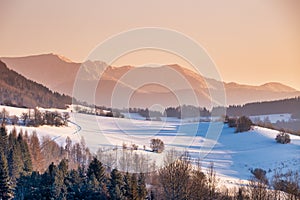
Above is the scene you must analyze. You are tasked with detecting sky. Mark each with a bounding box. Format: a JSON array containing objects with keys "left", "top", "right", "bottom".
[{"left": 1, "top": 0, "right": 299, "bottom": 90}]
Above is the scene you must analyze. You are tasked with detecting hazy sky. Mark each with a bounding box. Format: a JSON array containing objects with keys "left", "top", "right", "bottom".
[{"left": 1, "top": 0, "right": 299, "bottom": 89}]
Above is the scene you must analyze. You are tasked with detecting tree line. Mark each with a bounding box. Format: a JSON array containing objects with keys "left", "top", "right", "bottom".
[
  {"left": 123, "top": 97, "right": 300, "bottom": 121},
  {"left": 214, "top": 97, "right": 300, "bottom": 118}
]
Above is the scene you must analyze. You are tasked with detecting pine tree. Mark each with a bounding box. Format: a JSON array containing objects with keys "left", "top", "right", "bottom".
[
  {"left": 41, "top": 162, "right": 66, "bottom": 199},
  {"left": 17, "top": 132, "right": 32, "bottom": 174},
  {"left": 123, "top": 172, "right": 132, "bottom": 199},
  {"left": 7, "top": 144, "right": 22, "bottom": 184},
  {"left": 40, "top": 162, "right": 56, "bottom": 199},
  {"left": 57, "top": 159, "right": 68, "bottom": 199},
  {"left": 137, "top": 173, "right": 147, "bottom": 200},
  {"left": 58, "top": 158, "right": 68, "bottom": 178},
  {"left": 65, "top": 169, "right": 82, "bottom": 199},
  {"left": 7, "top": 128, "right": 17, "bottom": 149},
  {"left": 81, "top": 174, "right": 102, "bottom": 200},
  {"left": 0, "top": 125, "right": 8, "bottom": 156},
  {"left": 87, "top": 157, "right": 108, "bottom": 198},
  {"left": 109, "top": 169, "right": 124, "bottom": 200},
  {"left": 14, "top": 172, "right": 42, "bottom": 200},
  {"left": 131, "top": 173, "right": 138, "bottom": 200},
  {"left": 87, "top": 157, "right": 105, "bottom": 183},
  {"left": 0, "top": 152, "right": 13, "bottom": 200}
]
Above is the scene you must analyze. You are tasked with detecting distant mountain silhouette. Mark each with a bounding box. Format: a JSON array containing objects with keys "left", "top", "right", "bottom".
[
  {"left": 0, "top": 60, "right": 71, "bottom": 108},
  {"left": 2, "top": 54, "right": 300, "bottom": 108}
]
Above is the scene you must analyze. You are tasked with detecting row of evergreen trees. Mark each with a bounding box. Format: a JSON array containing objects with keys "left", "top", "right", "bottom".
[
  {"left": 0, "top": 125, "right": 147, "bottom": 200},
  {"left": 0, "top": 125, "right": 32, "bottom": 198},
  {"left": 13, "top": 158, "right": 147, "bottom": 200},
  {"left": 164, "top": 106, "right": 210, "bottom": 119},
  {"left": 215, "top": 96, "right": 300, "bottom": 117}
]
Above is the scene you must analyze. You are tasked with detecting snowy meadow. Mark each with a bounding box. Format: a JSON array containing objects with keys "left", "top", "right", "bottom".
[{"left": 3, "top": 105, "right": 300, "bottom": 187}]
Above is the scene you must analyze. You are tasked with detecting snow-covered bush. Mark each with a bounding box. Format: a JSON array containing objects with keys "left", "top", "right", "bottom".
[{"left": 275, "top": 131, "right": 291, "bottom": 144}]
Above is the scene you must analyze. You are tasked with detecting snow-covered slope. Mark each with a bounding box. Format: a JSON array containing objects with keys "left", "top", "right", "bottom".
[{"left": 2, "top": 105, "right": 300, "bottom": 185}]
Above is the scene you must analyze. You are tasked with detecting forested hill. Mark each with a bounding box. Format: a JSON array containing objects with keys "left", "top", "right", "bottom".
[
  {"left": 224, "top": 97, "right": 300, "bottom": 117},
  {"left": 0, "top": 60, "right": 72, "bottom": 108}
]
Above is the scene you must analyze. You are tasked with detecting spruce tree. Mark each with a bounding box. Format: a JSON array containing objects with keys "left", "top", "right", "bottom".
[
  {"left": 131, "top": 173, "right": 138, "bottom": 200},
  {"left": 40, "top": 162, "right": 67, "bottom": 199},
  {"left": 7, "top": 145, "right": 22, "bottom": 184},
  {"left": 123, "top": 172, "right": 132, "bottom": 199},
  {"left": 137, "top": 173, "right": 147, "bottom": 200},
  {"left": 0, "top": 152, "right": 13, "bottom": 200},
  {"left": 58, "top": 158, "right": 69, "bottom": 177},
  {"left": 40, "top": 162, "right": 55, "bottom": 199},
  {"left": 17, "top": 132, "right": 32, "bottom": 174},
  {"left": 15, "top": 171, "right": 42, "bottom": 200},
  {"left": 0, "top": 125, "right": 8, "bottom": 156},
  {"left": 81, "top": 174, "right": 102, "bottom": 200},
  {"left": 87, "top": 157, "right": 108, "bottom": 198},
  {"left": 109, "top": 169, "right": 124, "bottom": 200},
  {"left": 82, "top": 163, "right": 108, "bottom": 200},
  {"left": 66, "top": 169, "right": 82, "bottom": 199},
  {"left": 57, "top": 159, "right": 68, "bottom": 199},
  {"left": 7, "top": 128, "right": 17, "bottom": 149},
  {"left": 87, "top": 157, "right": 105, "bottom": 183}
]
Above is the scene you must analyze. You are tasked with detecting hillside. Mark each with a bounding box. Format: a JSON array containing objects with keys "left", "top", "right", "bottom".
[
  {"left": 224, "top": 97, "right": 300, "bottom": 117},
  {"left": 1, "top": 53, "right": 81, "bottom": 95},
  {"left": 0, "top": 60, "right": 71, "bottom": 108}
]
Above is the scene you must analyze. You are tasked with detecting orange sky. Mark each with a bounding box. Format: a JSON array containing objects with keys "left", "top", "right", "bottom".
[{"left": 0, "top": 0, "right": 299, "bottom": 90}]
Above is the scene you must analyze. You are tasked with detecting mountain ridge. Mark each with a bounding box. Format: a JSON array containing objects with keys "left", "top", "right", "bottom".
[{"left": 1, "top": 53, "right": 299, "bottom": 108}]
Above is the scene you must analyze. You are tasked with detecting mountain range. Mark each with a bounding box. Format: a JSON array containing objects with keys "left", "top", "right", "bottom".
[{"left": 1, "top": 54, "right": 299, "bottom": 108}]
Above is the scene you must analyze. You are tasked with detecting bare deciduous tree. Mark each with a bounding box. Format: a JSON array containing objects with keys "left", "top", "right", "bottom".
[{"left": 159, "top": 159, "right": 191, "bottom": 200}]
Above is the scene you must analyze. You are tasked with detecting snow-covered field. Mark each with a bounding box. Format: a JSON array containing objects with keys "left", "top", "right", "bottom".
[
  {"left": 1, "top": 105, "right": 300, "bottom": 187},
  {"left": 249, "top": 113, "right": 292, "bottom": 123}
]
